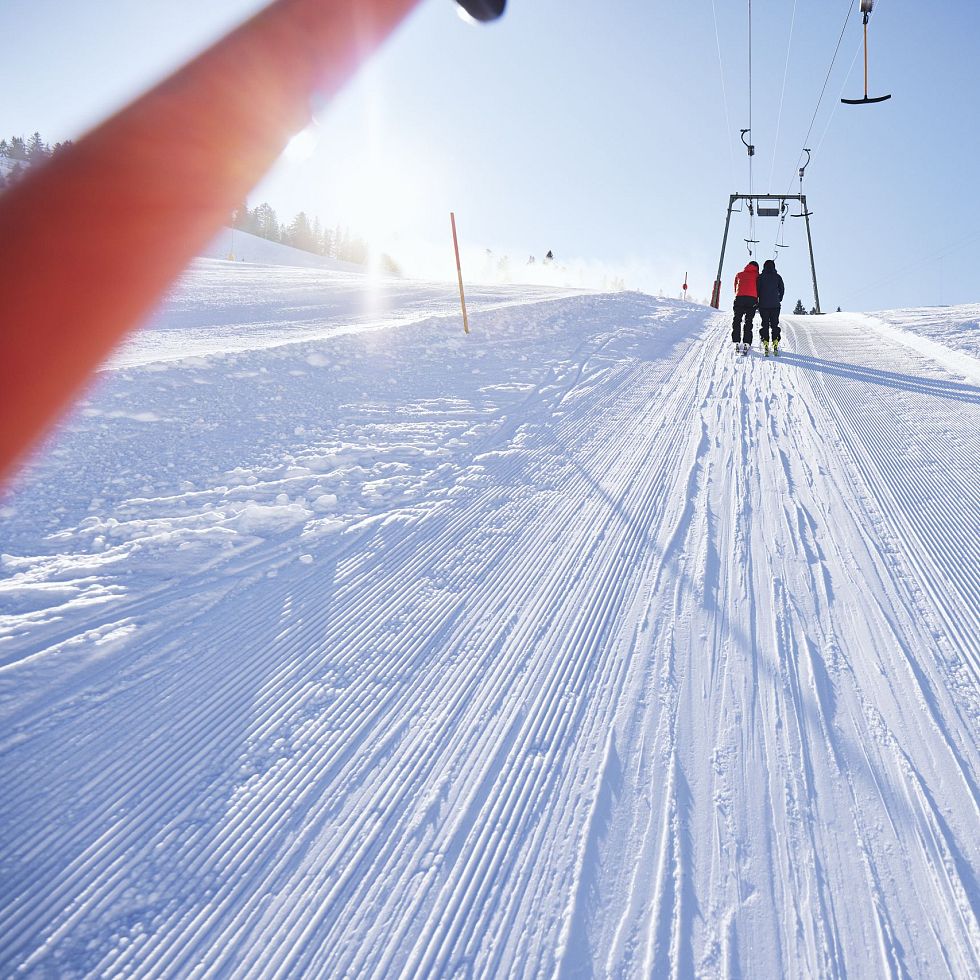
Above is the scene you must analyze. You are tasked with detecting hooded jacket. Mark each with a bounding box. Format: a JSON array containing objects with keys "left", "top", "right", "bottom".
[
  {"left": 734, "top": 262, "right": 759, "bottom": 299},
  {"left": 757, "top": 260, "right": 785, "bottom": 309}
]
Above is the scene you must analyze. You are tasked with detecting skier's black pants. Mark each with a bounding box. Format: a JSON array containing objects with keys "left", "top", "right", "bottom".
[
  {"left": 759, "top": 307, "right": 781, "bottom": 343},
  {"left": 732, "top": 297, "right": 757, "bottom": 344}
]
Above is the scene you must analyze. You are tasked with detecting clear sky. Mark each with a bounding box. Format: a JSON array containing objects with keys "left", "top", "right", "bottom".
[{"left": 5, "top": 0, "right": 979, "bottom": 310}]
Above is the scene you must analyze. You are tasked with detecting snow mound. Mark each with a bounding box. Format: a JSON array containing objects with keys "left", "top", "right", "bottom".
[{"left": 870, "top": 302, "right": 980, "bottom": 362}]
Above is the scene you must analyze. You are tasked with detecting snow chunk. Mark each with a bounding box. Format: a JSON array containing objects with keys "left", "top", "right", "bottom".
[
  {"left": 235, "top": 502, "right": 312, "bottom": 535},
  {"left": 312, "top": 494, "right": 339, "bottom": 512},
  {"left": 301, "top": 518, "right": 346, "bottom": 539}
]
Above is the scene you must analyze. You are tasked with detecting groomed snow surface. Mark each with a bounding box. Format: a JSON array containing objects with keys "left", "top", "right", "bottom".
[{"left": 1, "top": 259, "right": 979, "bottom": 978}]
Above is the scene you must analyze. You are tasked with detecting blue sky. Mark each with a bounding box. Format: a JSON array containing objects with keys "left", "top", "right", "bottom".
[{"left": 5, "top": 0, "right": 979, "bottom": 309}]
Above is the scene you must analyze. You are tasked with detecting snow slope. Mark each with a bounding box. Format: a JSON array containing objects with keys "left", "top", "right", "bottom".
[
  {"left": 870, "top": 302, "right": 980, "bottom": 362},
  {"left": 1, "top": 266, "right": 978, "bottom": 978},
  {"left": 201, "top": 227, "right": 366, "bottom": 272}
]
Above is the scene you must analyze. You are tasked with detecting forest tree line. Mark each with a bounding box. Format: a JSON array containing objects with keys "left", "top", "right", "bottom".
[
  {"left": 231, "top": 202, "right": 388, "bottom": 270},
  {"left": 2, "top": 131, "right": 387, "bottom": 270},
  {"left": 0, "top": 132, "right": 73, "bottom": 189}
]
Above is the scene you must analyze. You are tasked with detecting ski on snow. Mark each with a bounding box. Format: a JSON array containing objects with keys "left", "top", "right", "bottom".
[{"left": 734, "top": 342, "right": 781, "bottom": 357}]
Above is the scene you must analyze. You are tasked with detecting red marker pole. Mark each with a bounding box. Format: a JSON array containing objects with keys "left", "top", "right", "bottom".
[
  {"left": 450, "top": 212, "right": 470, "bottom": 335},
  {"left": 0, "top": 0, "right": 421, "bottom": 487}
]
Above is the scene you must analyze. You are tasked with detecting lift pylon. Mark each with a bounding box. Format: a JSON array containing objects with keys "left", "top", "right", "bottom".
[{"left": 710, "top": 193, "right": 821, "bottom": 314}]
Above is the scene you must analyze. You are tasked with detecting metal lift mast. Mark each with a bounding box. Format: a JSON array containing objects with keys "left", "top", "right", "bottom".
[{"left": 709, "top": 193, "right": 822, "bottom": 314}]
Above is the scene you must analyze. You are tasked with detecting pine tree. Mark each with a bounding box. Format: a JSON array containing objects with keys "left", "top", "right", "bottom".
[
  {"left": 0, "top": 139, "right": 9, "bottom": 158},
  {"left": 252, "top": 202, "right": 280, "bottom": 241},
  {"left": 231, "top": 202, "right": 250, "bottom": 230},
  {"left": 286, "top": 212, "right": 316, "bottom": 252},
  {"left": 336, "top": 226, "right": 351, "bottom": 262},
  {"left": 27, "top": 132, "right": 49, "bottom": 162},
  {"left": 9, "top": 137, "right": 27, "bottom": 161},
  {"left": 794, "top": 299, "right": 806, "bottom": 315},
  {"left": 346, "top": 234, "right": 368, "bottom": 265}
]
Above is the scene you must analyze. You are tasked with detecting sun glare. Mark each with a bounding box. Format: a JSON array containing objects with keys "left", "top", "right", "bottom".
[
  {"left": 338, "top": 155, "right": 430, "bottom": 262},
  {"left": 283, "top": 126, "right": 318, "bottom": 163}
]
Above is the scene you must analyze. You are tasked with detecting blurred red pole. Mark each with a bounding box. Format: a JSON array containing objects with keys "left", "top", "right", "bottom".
[{"left": 0, "top": 0, "right": 420, "bottom": 486}]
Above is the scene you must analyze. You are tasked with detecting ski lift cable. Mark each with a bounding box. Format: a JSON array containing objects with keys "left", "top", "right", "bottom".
[
  {"left": 850, "top": 228, "right": 980, "bottom": 300},
  {"left": 813, "top": 38, "right": 864, "bottom": 158},
  {"left": 789, "top": 149, "right": 810, "bottom": 218},
  {"left": 767, "top": 0, "right": 799, "bottom": 191},
  {"left": 771, "top": 205, "right": 790, "bottom": 259},
  {"left": 815, "top": 0, "right": 889, "bottom": 155},
  {"left": 783, "top": 0, "right": 855, "bottom": 195},
  {"left": 747, "top": 0, "right": 756, "bottom": 249},
  {"left": 784, "top": 0, "right": 853, "bottom": 193},
  {"left": 747, "top": 0, "right": 753, "bottom": 141},
  {"left": 709, "top": 0, "right": 738, "bottom": 180},
  {"left": 855, "top": 235, "right": 979, "bottom": 300}
]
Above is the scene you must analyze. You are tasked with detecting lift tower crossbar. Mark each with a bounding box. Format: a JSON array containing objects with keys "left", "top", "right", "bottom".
[{"left": 710, "top": 194, "right": 821, "bottom": 314}]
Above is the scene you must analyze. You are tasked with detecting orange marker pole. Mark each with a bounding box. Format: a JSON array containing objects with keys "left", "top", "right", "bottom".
[{"left": 450, "top": 211, "right": 470, "bottom": 335}]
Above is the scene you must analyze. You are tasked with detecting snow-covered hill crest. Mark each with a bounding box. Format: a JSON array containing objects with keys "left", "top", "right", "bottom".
[{"left": 200, "top": 226, "right": 366, "bottom": 272}]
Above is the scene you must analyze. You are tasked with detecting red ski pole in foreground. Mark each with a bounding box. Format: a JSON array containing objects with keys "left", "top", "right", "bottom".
[{"left": 0, "top": 0, "right": 504, "bottom": 487}]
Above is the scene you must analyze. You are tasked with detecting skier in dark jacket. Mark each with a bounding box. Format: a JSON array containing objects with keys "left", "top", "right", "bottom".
[
  {"left": 732, "top": 260, "right": 759, "bottom": 351},
  {"left": 757, "top": 259, "right": 785, "bottom": 355}
]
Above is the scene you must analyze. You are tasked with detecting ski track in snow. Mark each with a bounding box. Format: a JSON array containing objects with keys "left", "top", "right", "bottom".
[{"left": 1, "top": 270, "right": 978, "bottom": 978}]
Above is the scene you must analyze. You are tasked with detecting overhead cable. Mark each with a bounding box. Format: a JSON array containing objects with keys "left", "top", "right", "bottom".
[
  {"left": 768, "top": 0, "right": 799, "bottom": 190},
  {"left": 709, "top": 0, "right": 737, "bottom": 180},
  {"left": 785, "top": 0, "right": 855, "bottom": 193}
]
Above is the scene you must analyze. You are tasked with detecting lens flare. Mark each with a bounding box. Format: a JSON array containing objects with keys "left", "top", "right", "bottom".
[{"left": 283, "top": 126, "right": 318, "bottom": 163}]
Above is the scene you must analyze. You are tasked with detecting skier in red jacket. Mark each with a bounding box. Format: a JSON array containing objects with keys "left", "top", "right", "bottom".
[{"left": 732, "top": 260, "right": 759, "bottom": 351}]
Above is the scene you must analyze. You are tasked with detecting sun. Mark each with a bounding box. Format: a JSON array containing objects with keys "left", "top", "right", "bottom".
[
  {"left": 276, "top": 116, "right": 442, "bottom": 277},
  {"left": 337, "top": 153, "right": 430, "bottom": 254}
]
